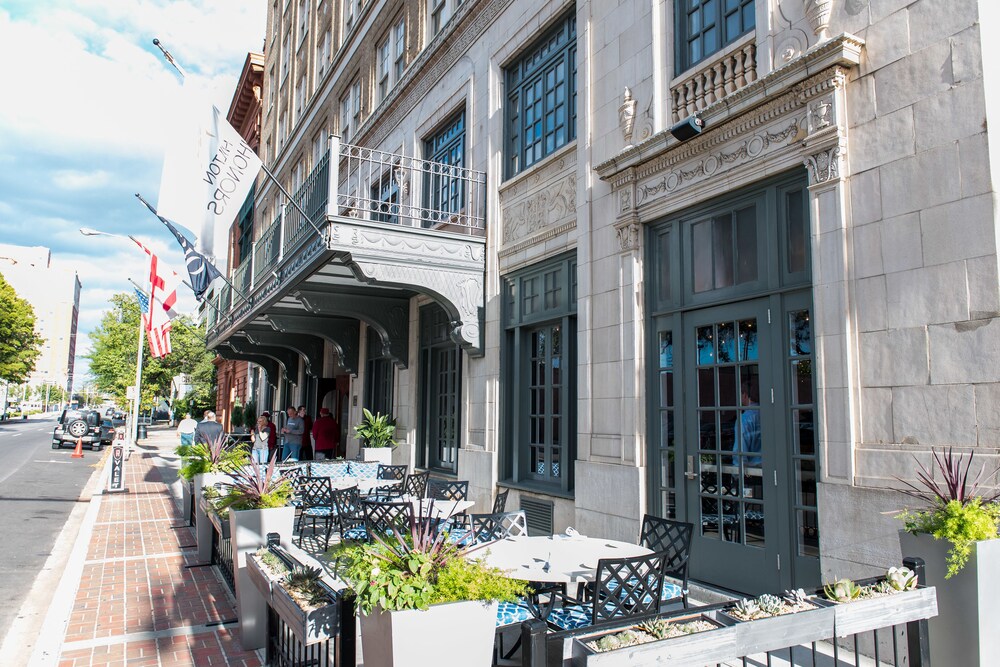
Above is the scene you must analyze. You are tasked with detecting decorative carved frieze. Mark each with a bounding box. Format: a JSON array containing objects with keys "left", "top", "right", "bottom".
[
  {"left": 615, "top": 220, "right": 640, "bottom": 253},
  {"left": 804, "top": 145, "right": 842, "bottom": 185},
  {"left": 501, "top": 171, "right": 577, "bottom": 245}
]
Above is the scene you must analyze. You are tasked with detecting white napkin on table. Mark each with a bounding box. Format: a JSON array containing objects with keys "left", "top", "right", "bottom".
[{"left": 564, "top": 526, "right": 584, "bottom": 538}]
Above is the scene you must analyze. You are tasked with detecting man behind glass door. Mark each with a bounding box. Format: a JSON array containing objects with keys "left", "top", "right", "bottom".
[{"left": 739, "top": 381, "right": 761, "bottom": 466}]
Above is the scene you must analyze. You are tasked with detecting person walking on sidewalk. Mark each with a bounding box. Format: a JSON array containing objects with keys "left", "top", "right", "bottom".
[
  {"left": 312, "top": 407, "right": 339, "bottom": 460},
  {"left": 176, "top": 413, "right": 197, "bottom": 446},
  {"left": 280, "top": 406, "right": 304, "bottom": 461},
  {"left": 251, "top": 415, "right": 270, "bottom": 465},
  {"left": 194, "top": 410, "right": 223, "bottom": 446}
]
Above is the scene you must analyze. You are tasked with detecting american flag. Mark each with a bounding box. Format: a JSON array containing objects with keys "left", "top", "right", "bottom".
[
  {"left": 132, "top": 278, "right": 173, "bottom": 358},
  {"left": 134, "top": 288, "right": 149, "bottom": 314}
]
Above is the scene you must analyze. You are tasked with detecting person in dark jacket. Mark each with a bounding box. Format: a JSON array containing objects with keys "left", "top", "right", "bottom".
[
  {"left": 312, "top": 407, "right": 340, "bottom": 460},
  {"left": 262, "top": 411, "right": 278, "bottom": 460},
  {"left": 298, "top": 406, "right": 314, "bottom": 461},
  {"left": 194, "top": 410, "right": 223, "bottom": 446}
]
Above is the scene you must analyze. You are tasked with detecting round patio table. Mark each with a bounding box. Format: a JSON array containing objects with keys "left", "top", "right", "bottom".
[{"left": 477, "top": 534, "right": 652, "bottom": 584}]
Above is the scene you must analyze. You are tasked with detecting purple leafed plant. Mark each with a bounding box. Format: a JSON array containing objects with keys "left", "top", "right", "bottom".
[
  {"left": 896, "top": 447, "right": 1000, "bottom": 507},
  {"left": 219, "top": 451, "right": 293, "bottom": 511}
]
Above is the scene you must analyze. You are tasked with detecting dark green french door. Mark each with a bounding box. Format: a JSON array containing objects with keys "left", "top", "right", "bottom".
[{"left": 652, "top": 293, "right": 819, "bottom": 594}]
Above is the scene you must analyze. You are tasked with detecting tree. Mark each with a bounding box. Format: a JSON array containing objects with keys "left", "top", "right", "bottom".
[
  {"left": 87, "top": 292, "right": 216, "bottom": 413},
  {"left": 0, "top": 273, "right": 43, "bottom": 384}
]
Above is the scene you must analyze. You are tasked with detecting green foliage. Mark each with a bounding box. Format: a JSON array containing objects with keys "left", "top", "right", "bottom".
[
  {"left": 0, "top": 273, "right": 43, "bottom": 384},
  {"left": 900, "top": 498, "right": 1000, "bottom": 578},
  {"left": 255, "top": 547, "right": 289, "bottom": 576},
  {"left": 177, "top": 433, "right": 248, "bottom": 481},
  {"left": 823, "top": 578, "right": 862, "bottom": 603},
  {"left": 284, "top": 565, "right": 332, "bottom": 607},
  {"left": 86, "top": 292, "right": 216, "bottom": 413},
  {"left": 216, "top": 454, "right": 293, "bottom": 511},
  {"left": 335, "top": 525, "right": 526, "bottom": 614},
  {"left": 353, "top": 408, "right": 396, "bottom": 448},
  {"left": 231, "top": 403, "right": 245, "bottom": 429},
  {"left": 244, "top": 401, "right": 257, "bottom": 427}
]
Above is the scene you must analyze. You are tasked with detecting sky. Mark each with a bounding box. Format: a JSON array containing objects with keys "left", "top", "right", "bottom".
[{"left": 0, "top": 0, "right": 267, "bottom": 387}]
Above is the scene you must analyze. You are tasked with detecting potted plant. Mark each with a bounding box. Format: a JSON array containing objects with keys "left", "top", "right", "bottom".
[
  {"left": 244, "top": 400, "right": 257, "bottom": 431},
  {"left": 333, "top": 512, "right": 526, "bottom": 667},
  {"left": 177, "top": 433, "right": 248, "bottom": 564},
  {"left": 217, "top": 454, "right": 296, "bottom": 650},
  {"left": 719, "top": 589, "right": 834, "bottom": 655},
  {"left": 895, "top": 448, "right": 999, "bottom": 665},
  {"left": 353, "top": 408, "right": 396, "bottom": 465},
  {"left": 569, "top": 611, "right": 736, "bottom": 666},
  {"left": 820, "top": 568, "right": 937, "bottom": 637},
  {"left": 230, "top": 402, "right": 246, "bottom": 433}
]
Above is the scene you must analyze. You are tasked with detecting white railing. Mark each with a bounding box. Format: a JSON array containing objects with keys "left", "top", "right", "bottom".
[
  {"left": 252, "top": 212, "right": 283, "bottom": 286},
  {"left": 671, "top": 42, "right": 757, "bottom": 123}
]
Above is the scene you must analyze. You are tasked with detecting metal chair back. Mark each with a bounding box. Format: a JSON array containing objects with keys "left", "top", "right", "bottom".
[
  {"left": 591, "top": 551, "right": 667, "bottom": 625},
  {"left": 363, "top": 499, "right": 413, "bottom": 541},
  {"left": 492, "top": 488, "right": 510, "bottom": 513},
  {"left": 427, "top": 479, "right": 469, "bottom": 501},
  {"left": 298, "top": 476, "right": 333, "bottom": 509},
  {"left": 470, "top": 510, "right": 527, "bottom": 543},
  {"left": 332, "top": 485, "right": 364, "bottom": 524},
  {"left": 403, "top": 470, "right": 429, "bottom": 498},
  {"left": 639, "top": 514, "right": 693, "bottom": 606},
  {"left": 377, "top": 464, "right": 408, "bottom": 481}
]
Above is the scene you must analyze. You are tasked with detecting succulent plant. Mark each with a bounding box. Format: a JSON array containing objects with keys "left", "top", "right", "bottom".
[
  {"left": 823, "top": 577, "right": 862, "bottom": 603},
  {"left": 872, "top": 580, "right": 894, "bottom": 595},
  {"left": 887, "top": 566, "right": 918, "bottom": 591},
  {"left": 733, "top": 597, "right": 760, "bottom": 618},
  {"left": 783, "top": 588, "right": 809, "bottom": 605},
  {"left": 757, "top": 593, "right": 784, "bottom": 616},
  {"left": 638, "top": 618, "right": 671, "bottom": 639},
  {"left": 284, "top": 565, "right": 330, "bottom": 606}
]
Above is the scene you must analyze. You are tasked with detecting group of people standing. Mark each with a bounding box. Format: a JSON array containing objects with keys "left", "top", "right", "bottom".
[{"left": 250, "top": 405, "right": 341, "bottom": 464}]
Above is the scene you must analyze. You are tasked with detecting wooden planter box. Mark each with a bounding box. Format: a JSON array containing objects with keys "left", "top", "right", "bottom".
[
  {"left": 569, "top": 610, "right": 736, "bottom": 666},
  {"left": 828, "top": 586, "right": 937, "bottom": 637},
  {"left": 270, "top": 579, "right": 341, "bottom": 645},
  {"left": 207, "top": 509, "right": 231, "bottom": 540},
  {"left": 246, "top": 553, "right": 278, "bottom": 603},
  {"left": 718, "top": 601, "right": 835, "bottom": 656}
]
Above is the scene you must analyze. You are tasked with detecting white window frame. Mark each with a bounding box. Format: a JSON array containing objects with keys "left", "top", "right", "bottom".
[
  {"left": 280, "top": 36, "right": 290, "bottom": 82},
  {"left": 268, "top": 67, "right": 276, "bottom": 108},
  {"left": 376, "top": 36, "right": 390, "bottom": 102},
  {"left": 340, "top": 79, "right": 360, "bottom": 140},
  {"left": 393, "top": 18, "right": 406, "bottom": 81},
  {"left": 312, "top": 132, "right": 326, "bottom": 166},
  {"left": 344, "top": 0, "right": 357, "bottom": 34},
  {"left": 317, "top": 29, "right": 331, "bottom": 80},
  {"left": 429, "top": 0, "right": 447, "bottom": 37},
  {"left": 295, "top": 75, "right": 306, "bottom": 120},
  {"left": 298, "top": 0, "right": 310, "bottom": 44}
]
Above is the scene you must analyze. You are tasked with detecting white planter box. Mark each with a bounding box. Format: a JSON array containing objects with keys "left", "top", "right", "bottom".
[
  {"left": 360, "top": 599, "right": 498, "bottom": 667},
  {"left": 362, "top": 447, "right": 392, "bottom": 466},
  {"left": 569, "top": 611, "right": 736, "bottom": 666},
  {"left": 720, "top": 602, "right": 835, "bottom": 656},
  {"left": 194, "top": 472, "right": 225, "bottom": 564},
  {"left": 230, "top": 506, "right": 296, "bottom": 651},
  {"left": 900, "top": 530, "right": 997, "bottom": 666},
  {"left": 827, "top": 585, "right": 937, "bottom": 637}
]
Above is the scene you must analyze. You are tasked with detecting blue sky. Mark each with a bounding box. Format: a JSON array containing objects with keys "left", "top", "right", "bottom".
[{"left": 0, "top": 0, "right": 266, "bottom": 385}]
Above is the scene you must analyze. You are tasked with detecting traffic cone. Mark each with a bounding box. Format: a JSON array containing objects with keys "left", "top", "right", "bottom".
[{"left": 71, "top": 437, "right": 84, "bottom": 459}]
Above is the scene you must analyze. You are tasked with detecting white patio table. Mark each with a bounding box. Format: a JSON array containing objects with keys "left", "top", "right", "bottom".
[
  {"left": 330, "top": 478, "right": 402, "bottom": 493},
  {"left": 405, "top": 497, "right": 475, "bottom": 521},
  {"left": 477, "top": 534, "right": 652, "bottom": 584}
]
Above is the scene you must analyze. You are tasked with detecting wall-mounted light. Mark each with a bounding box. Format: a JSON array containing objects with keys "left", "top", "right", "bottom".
[{"left": 670, "top": 116, "right": 704, "bottom": 142}]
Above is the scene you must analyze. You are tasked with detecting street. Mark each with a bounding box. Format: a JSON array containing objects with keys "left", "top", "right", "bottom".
[{"left": 0, "top": 413, "right": 104, "bottom": 642}]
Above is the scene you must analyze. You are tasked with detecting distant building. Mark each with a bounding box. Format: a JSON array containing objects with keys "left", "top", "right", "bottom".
[{"left": 0, "top": 243, "right": 81, "bottom": 393}]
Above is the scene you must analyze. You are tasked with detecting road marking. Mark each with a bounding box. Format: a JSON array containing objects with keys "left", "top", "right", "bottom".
[
  {"left": 33, "top": 460, "right": 74, "bottom": 464},
  {"left": 10, "top": 433, "right": 21, "bottom": 437}
]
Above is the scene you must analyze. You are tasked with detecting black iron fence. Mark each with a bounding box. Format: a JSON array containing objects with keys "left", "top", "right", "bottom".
[
  {"left": 520, "top": 557, "right": 933, "bottom": 667},
  {"left": 209, "top": 514, "right": 235, "bottom": 594}
]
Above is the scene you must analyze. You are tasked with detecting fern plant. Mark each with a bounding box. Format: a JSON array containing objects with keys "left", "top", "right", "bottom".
[{"left": 178, "top": 432, "right": 248, "bottom": 480}]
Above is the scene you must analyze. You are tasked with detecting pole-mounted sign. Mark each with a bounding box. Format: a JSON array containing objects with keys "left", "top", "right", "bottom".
[{"left": 108, "top": 427, "right": 127, "bottom": 493}]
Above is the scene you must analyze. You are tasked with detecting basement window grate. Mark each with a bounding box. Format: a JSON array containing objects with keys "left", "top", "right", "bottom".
[{"left": 519, "top": 496, "right": 554, "bottom": 536}]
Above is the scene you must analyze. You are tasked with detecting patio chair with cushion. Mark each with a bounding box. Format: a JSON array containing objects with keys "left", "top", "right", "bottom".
[
  {"left": 546, "top": 551, "right": 667, "bottom": 631},
  {"left": 363, "top": 499, "right": 413, "bottom": 541},
  {"left": 449, "top": 510, "right": 528, "bottom": 546},
  {"left": 332, "top": 485, "right": 367, "bottom": 542},
  {"left": 373, "top": 464, "right": 408, "bottom": 500},
  {"left": 639, "top": 514, "right": 693, "bottom": 608},
  {"left": 427, "top": 479, "right": 470, "bottom": 529},
  {"left": 296, "top": 476, "right": 336, "bottom": 549}
]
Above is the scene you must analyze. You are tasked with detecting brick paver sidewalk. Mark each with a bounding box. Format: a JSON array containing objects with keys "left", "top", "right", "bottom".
[{"left": 54, "top": 433, "right": 262, "bottom": 667}]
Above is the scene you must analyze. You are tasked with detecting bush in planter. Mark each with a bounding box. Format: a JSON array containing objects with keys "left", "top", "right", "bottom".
[
  {"left": 333, "top": 513, "right": 526, "bottom": 613},
  {"left": 177, "top": 432, "right": 249, "bottom": 481},
  {"left": 231, "top": 403, "right": 245, "bottom": 432},
  {"left": 895, "top": 447, "right": 1000, "bottom": 578},
  {"left": 353, "top": 408, "right": 397, "bottom": 450},
  {"left": 244, "top": 401, "right": 257, "bottom": 430},
  {"left": 217, "top": 454, "right": 294, "bottom": 511},
  {"left": 822, "top": 566, "right": 918, "bottom": 603}
]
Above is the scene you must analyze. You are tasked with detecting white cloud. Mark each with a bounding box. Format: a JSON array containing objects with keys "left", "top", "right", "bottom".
[{"left": 53, "top": 170, "right": 112, "bottom": 190}]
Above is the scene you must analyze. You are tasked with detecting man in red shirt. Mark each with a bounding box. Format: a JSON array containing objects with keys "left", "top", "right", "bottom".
[
  {"left": 312, "top": 407, "right": 340, "bottom": 460},
  {"left": 262, "top": 411, "right": 278, "bottom": 461}
]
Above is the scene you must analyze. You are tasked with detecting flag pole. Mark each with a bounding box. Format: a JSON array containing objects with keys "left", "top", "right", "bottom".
[
  {"left": 129, "top": 282, "right": 148, "bottom": 450},
  {"left": 132, "top": 194, "right": 253, "bottom": 306},
  {"left": 150, "top": 40, "right": 327, "bottom": 242}
]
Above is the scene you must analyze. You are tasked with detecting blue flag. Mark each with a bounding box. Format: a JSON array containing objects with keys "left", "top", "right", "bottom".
[
  {"left": 134, "top": 288, "right": 150, "bottom": 314},
  {"left": 135, "top": 193, "right": 223, "bottom": 301}
]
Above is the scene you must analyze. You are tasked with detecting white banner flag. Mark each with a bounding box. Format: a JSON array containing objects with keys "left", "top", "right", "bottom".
[{"left": 157, "top": 80, "right": 262, "bottom": 273}]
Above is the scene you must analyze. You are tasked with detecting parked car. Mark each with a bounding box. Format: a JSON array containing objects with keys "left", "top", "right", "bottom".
[{"left": 52, "top": 409, "right": 108, "bottom": 451}]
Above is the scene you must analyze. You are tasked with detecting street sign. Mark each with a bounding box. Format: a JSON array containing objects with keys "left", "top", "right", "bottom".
[
  {"left": 126, "top": 386, "right": 137, "bottom": 400},
  {"left": 107, "top": 428, "right": 127, "bottom": 493}
]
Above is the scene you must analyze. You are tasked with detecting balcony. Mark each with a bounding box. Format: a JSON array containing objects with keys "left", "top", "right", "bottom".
[{"left": 206, "top": 136, "right": 487, "bottom": 360}]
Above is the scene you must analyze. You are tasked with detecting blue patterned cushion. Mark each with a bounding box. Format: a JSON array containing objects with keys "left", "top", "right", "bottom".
[
  {"left": 349, "top": 462, "right": 379, "bottom": 480},
  {"left": 546, "top": 606, "right": 592, "bottom": 630},
  {"left": 446, "top": 528, "right": 472, "bottom": 545},
  {"left": 311, "top": 461, "right": 353, "bottom": 482},
  {"left": 290, "top": 498, "right": 303, "bottom": 508},
  {"left": 496, "top": 601, "right": 533, "bottom": 627},
  {"left": 303, "top": 506, "right": 334, "bottom": 517},
  {"left": 342, "top": 526, "right": 368, "bottom": 541},
  {"left": 661, "top": 582, "right": 683, "bottom": 601}
]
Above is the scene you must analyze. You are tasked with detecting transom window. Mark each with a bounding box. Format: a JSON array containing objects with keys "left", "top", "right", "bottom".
[
  {"left": 504, "top": 11, "right": 576, "bottom": 178},
  {"left": 675, "top": 0, "right": 755, "bottom": 74},
  {"left": 502, "top": 253, "right": 577, "bottom": 493},
  {"left": 423, "top": 111, "right": 465, "bottom": 226}
]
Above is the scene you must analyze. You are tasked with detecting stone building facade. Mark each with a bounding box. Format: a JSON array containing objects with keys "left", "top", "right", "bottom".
[{"left": 208, "top": 0, "right": 1000, "bottom": 594}]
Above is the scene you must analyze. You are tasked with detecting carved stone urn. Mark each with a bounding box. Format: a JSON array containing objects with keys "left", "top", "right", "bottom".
[{"left": 804, "top": 0, "right": 832, "bottom": 42}]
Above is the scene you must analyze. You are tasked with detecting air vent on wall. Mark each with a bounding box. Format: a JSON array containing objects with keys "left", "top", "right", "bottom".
[{"left": 519, "top": 496, "right": 554, "bottom": 536}]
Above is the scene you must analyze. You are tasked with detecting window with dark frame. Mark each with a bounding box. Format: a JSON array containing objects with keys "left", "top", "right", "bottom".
[
  {"left": 236, "top": 183, "right": 256, "bottom": 265},
  {"left": 419, "top": 304, "right": 461, "bottom": 473},
  {"left": 422, "top": 111, "right": 465, "bottom": 227},
  {"left": 675, "top": 0, "right": 755, "bottom": 75},
  {"left": 364, "top": 328, "right": 394, "bottom": 418},
  {"left": 502, "top": 253, "right": 577, "bottom": 493},
  {"left": 504, "top": 10, "right": 577, "bottom": 179},
  {"left": 370, "top": 171, "right": 399, "bottom": 224}
]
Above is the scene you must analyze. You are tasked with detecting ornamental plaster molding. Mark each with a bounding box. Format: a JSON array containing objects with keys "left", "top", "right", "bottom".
[
  {"left": 501, "top": 171, "right": 577, "bottom": 245},
  {"left": 804, "top": 145, "right": 842, "bottom": 185},
  {"left": 615, "top": 220, "right": 640, "bottom": 253},
  {"left": 330, "top": 223, "right": 485, "bottom": 267}
]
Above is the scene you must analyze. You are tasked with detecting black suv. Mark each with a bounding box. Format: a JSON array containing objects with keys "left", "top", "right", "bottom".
[{"left": 52, "top": 409, "right": 113, "bottom": 451}]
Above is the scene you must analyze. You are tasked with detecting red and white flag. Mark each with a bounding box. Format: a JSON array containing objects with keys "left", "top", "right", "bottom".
[{"left": 131, "top": 238, "right": 180, "bottom": 358}]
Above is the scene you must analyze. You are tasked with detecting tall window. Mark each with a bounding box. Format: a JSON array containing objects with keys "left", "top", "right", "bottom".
[
  {"left": 376, "top": 36, "right": 391, "bottom": 102},
  {"left": 429, "top": 0, "right": 447, "bottom": 36},
  {"left": 295, "top": 74, "right": 306, "bottom": 120},
  {"left": 365, "top": 328, "right": 394, "bottom": 417},
  {"left": 339, "top": 79, "right": 361, "bottom": 140},
  {"left": 419, "top": 304, "right": 461, "bottom": 473},
  {"left": 675, "top": 0, "right": 755, "bottom": 74},
  {"left": 370, "top": 171, "right": 398, "bottom": 224},
  {"left": 280, "top": 35, "right": 290, "bottom": 82},
  {"left": 423, "top": 111, "right": 465, "bottom": 226},
  {"left": 504, "top": 11, "right": 577, "bottom": 178},
  {"left": 393, "top": 19, "right": 406, "bottom": 80},
  {"left": 377, "top": 18, "right": 405, "bottom": 104},
  {"left": 236, "top": 183, "right": 256, "bottom": 265},
  {"left": 317, "top": 29, "right": 331, "bottom": 80},
  {"left": 268, "top": 67, "right": 276, "bottom": 108},
  {"left": 344, "top": 0, "right": 358, "bottom": 34},
  {"left": 312, "top": 132, "right": 325, "bottom": 166},
  {"left": 502, "top": 253, "right": 577, "bottom": 493},
  {"left": 297, "top": 0, "right": 309, "bottom": 44}
]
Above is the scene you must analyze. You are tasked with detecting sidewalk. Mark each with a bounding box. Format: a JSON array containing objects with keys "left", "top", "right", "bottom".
[{"left": 34, "top": 426, "right": 262, "bottom": 666}]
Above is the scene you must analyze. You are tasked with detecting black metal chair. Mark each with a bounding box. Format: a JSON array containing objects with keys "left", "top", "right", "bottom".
[
  {"left": 295, "top": 476, "right": 335, "bottom": 549},
  {"left": 491, "top": 488, "right": 510, "bottom": 513},
  {"left": 362, "top": 499, "right": 413, "bottom": 542},
  {"left": 470, "top": 510, "right": 528, "bottom": 543},
  {"left": 332, "top": 485, "right": 367, "bottom": 541},
  {"left": 403, "top": 470, "right": 429, "bottom": 498},
  {"left": 427, "top": 479, "right": 470, "bottom": 528},
  {"left": 546, "top": 551, "right": 667, "bottom": 631},
  {"left": 374, "top": 464, "right": 408, "bottom": 500},
  {"left": 639, "top": 514, "right": 694, "bottom": 608}
]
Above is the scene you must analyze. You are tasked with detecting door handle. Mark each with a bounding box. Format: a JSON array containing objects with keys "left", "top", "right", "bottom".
[{"left": 685, "top": 455, "right": 697, "bottom": 480}]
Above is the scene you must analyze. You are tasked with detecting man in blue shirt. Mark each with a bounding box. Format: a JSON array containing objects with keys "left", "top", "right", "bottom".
[
  {"left": 740, "top": 382, "right": 761, "bottom": 466},
  {"left": 280, "top": 406, "right": 304, "bottom": 461}
]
